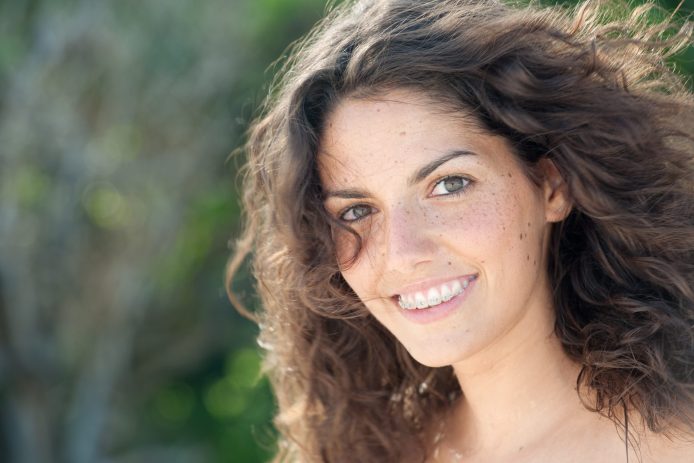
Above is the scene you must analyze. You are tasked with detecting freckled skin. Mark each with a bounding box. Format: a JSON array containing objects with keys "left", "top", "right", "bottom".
[{"left": 318, "top": 89, "right": 566, "bottom": 367}]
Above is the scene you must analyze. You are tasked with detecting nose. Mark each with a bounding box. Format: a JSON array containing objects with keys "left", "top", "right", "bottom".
[{"left": 375, "top": 201, "right": 437, "bottom": 273}]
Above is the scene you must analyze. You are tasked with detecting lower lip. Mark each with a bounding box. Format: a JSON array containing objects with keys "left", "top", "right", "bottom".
[{"left": 396, "top": 277, "right": 476, "bottom": 324}]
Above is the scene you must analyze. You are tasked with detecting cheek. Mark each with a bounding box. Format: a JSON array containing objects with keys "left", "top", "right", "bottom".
[
  {"left": 333, "top": 227, "right": 358, "bottom": 267},
  {"left": 435, "top": 194, "right": 516, "bottom": 251},
  {"left": 332, "top": 222, "right": 372, "bottom": 268},
  {"left": 434, "top": 187, "right": 542, "bottom": 263},
  {"left": 339, "top": 264, "right": 376, "bottom": 308},
  {"left": 333, "top": 226, "right": 378, "bottom": 298},
  {"left": 333, "top": 215, "right": 391, "bottom": 270}
]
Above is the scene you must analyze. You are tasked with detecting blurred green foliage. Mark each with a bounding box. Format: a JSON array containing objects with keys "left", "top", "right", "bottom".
[
  {"left": 0, "top": 1, "right": 328, "bottom": 462},
  {"left": 0, "top": 1, "right": 690, "bottom": 463}
]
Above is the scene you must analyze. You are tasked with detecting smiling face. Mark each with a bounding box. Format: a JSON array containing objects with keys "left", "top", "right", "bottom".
[{"left": 318, "top": 89, "right": 570, "bottom": 368}]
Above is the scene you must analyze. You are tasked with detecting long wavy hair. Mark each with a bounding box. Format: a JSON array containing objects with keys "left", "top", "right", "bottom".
[{"left": 226, "top": 0, "right": 694, "bottom": 461}]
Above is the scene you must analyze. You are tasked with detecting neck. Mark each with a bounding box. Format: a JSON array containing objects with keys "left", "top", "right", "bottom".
[{"left": 447, "top": 291, "right": 585, "bottom": 457}]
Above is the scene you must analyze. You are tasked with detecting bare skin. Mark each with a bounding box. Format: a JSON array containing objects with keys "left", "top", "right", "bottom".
[
  {"left": 426, "top": 326, "right": 693, "bottom": 463},
  {"left": 318, "top": 88, "right": 694, "bottom": 463}
]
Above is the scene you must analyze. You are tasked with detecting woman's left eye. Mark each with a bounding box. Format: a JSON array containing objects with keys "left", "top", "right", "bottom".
[{"left": 431, "top": 176, "right": 471, "bottom": 196}]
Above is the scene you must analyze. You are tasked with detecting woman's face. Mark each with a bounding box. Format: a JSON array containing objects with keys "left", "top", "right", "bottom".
[{"left": 318, "top": 89, "right": 569, "bottom": 367}]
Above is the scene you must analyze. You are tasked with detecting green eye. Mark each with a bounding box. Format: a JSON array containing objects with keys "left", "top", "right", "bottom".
[
  {"left": 431, "top": 176, "right": 470, "bottom": 196},
  {"left": 340, "top": 204, "right": 373, "bottom": 222}
]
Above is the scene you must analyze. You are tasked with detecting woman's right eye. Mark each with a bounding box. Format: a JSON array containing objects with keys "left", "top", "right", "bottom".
[{"left": 339, "top": 204, "right": 373, "bottom": 222}]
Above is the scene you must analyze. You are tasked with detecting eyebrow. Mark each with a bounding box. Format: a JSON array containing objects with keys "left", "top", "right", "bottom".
[
  {"left": 408, "top": 149, "right": 476, "bottom": 186},
  {"left": 323, "top": 149, "right": 477, "bottom": 200}
]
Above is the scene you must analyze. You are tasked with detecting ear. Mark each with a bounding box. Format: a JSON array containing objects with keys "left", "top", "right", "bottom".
[{"left": 539, "top": 158, "right": 571, "bottom": 223}]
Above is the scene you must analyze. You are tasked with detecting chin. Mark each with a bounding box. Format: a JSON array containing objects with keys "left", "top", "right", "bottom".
[{"left": 402, "top": 340, "right": 475, "bottom": 369}]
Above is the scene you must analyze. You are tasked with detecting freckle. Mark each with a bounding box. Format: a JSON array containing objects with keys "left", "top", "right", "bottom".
[
  {"left": 399, "top": 131, "right": 406, "bottom": 136},
  {"left": 518, "top": 446, "right": 524, "bottom": 452},
  {"left": 527, "top": 254, "right": 530, "bottom": 261},
  {"left": 508, "top": 172, "right": 512, "bottom": 177},
  {"left": 527, "top": 222, "right": 531, "bottom": 227},
  {"left": 533, "top": 259, "right": 537, "bottom": 265},
  {"left": 447, "top": 261, "right": 452, "bottom": 266},
  {"left": 519, "top": 233, "right": 523, "bottom": 240}
]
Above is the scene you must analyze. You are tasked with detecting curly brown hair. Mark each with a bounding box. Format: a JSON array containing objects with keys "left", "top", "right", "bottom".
[{"left": 226, "top": 0, "right": 694, "bottom": 461}]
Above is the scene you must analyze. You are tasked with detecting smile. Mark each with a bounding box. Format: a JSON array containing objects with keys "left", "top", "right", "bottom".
[{"left": 397, "top": 275, "right": 477, "bottom": 310}]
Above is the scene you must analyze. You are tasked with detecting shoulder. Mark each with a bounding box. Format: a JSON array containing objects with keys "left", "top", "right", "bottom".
[{"left": 639, "top": 430, "right": 694, "bottom": 463}]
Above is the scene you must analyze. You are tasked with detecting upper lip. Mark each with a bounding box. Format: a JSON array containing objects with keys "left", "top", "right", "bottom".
[{"left": 390, "top": 273, "right": 478, "bottom": 298}]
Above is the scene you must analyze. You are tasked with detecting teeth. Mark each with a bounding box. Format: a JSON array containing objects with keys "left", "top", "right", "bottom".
[
  {"left": 415, "top": 292, "right": 428, "bottom": 309},
  {"left": 440, "top": 284, "right": 452, "bottom": 302},
  {"left": 396, "top": 276, "right": 475, "bottom": 310},
  {"left": 427, "top": 288, "right": 441, "bottom": 306},
  {"left": 399, "top": 295, "right": 414, "bottom": 309}
]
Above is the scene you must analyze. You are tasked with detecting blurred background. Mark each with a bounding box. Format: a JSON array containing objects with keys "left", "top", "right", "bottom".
[{"left": 0, "top": 0, "right": 690, "bottom": 462}]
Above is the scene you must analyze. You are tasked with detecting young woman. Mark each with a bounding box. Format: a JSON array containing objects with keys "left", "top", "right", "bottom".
[{"left": 227, "top": 0, "right": 694, "bottom": 461}]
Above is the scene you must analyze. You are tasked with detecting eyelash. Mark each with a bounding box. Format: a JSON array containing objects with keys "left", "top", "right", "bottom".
[{"left": 337, "top": 175, "right": 473, "bottom": 223}]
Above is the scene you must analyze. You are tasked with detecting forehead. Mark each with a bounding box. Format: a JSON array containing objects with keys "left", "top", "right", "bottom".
[
  {"left": 322, "top": 90, "right": 475, "bottom": 147},
  {"left": 317, "top": 89, "right": 495, "bottom": 185}
]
